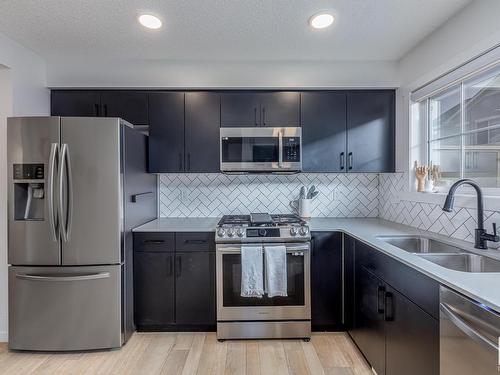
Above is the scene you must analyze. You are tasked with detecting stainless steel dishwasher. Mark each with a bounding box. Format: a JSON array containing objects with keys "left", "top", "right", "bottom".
[{"left": 440, "top": 286, "right": 500, "bottom": 375}]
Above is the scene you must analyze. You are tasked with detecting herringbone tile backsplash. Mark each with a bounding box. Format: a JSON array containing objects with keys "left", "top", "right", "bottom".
[
  {"left": 379, "top": 173, "right": 500, "bottom": 247},
  {"left": 159, "top": 173, "right": 379, "bottom": 218}
]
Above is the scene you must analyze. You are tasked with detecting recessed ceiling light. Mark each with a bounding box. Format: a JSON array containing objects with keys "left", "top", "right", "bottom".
[
  {"left": 309, "top": 13, "right": 334, "bottom": 29},
  {"left": 138, "top": 14, "right": 162, "bottom": 30}
]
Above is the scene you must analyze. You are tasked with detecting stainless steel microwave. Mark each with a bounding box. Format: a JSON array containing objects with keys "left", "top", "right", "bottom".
[{"left": 220, "top": 127, "right": 302, "bottom": 173}]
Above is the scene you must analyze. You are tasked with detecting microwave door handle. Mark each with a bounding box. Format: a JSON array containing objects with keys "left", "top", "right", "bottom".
[
  {"left": 278, "top": 130, "right": 283, "bottom": 167},
  {"left": 48, "top": 143, "right": 59, "bottom": 241}
]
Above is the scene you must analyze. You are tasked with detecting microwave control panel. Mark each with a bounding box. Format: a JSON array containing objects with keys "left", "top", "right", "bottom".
[{"left": 283, "top": 137, "right": 301, "bottom": 162}]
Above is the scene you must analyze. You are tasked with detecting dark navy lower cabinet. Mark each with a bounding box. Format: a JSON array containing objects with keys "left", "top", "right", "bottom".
[
  {"left": 134, "top": 251, "right": 175, "bottom": 329},
  {"left": 385, "top": 285, "right": 439, "bottom": 375},
  {"left": 175, "top": 252, "right": 216, "bottom": 326},
  {"left": 134, "top": 232, "right": 216, "bottom": 331},
  {"left": 351, "top": 265, "right": 387, "bottom": 375},
  {"left": 310, "top": 232, "right": 343, "bottom": 330},
  {"left": 348, "top": 238, "right": 439, "bottom": 375}
]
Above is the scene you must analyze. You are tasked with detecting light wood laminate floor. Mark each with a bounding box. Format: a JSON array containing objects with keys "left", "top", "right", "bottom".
[{"left": 0, "top": 332, "right": 371, "bottom": 375}]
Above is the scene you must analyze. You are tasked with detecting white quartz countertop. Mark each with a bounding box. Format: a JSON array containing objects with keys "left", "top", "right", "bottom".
[
  {"left": 134, "top": 217, "right": 220, "bottom": 232},
  {"left": 134, "top": 217, "right": 500, "bottom": 312}
]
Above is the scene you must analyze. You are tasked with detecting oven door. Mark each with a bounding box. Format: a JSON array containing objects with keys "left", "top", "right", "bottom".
[
  {"left": 216, "top": 243, "right": 310, "bottom": 321},
  {"left": 220, "top": 127, "right": 302, "bottom": 172}
]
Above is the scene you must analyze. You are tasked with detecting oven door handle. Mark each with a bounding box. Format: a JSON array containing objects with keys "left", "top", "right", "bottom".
[{"left": 217, "top": 244, "right": 310, "bottom": 253}]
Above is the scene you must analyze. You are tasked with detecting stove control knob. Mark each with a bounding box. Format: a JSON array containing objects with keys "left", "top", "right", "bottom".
[
  {"left": 299, "top": 226, "right": 309, "bottom": 236},
  {"left": 217, "top": 228, "right": 226, "bottom": 237},
  {"left": 258, "top": 229, "right": 267, "bottom": 237},
  {"left": 236, "top": 228, "right": 245, "bottom": 237},
  {"left": 290, "top": 227, "right": 298, "bottom": 236},
  {"left": 227, "top": 228, "right": 235, "bottom": 237}
]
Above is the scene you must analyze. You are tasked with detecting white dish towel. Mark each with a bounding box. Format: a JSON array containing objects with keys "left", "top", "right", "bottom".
[
  {"left": 240, "top": 245, "right": 265, "bottom": 298},
  {"left": 264, "top": 245, "right": 288, "bottom": 297}
]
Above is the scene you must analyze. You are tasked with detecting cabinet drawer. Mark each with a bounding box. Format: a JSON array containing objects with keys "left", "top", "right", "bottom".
[
  {"left": 176, "top": 232, "right": 215, "bottom": 252},
  {"left": 134, "top": 233, "right": 175, "bottom": 252}
]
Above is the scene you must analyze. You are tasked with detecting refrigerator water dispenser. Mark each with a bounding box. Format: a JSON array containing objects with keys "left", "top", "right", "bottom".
[{"left": 14, "top": 183, "right": 44, "bottom": 220}]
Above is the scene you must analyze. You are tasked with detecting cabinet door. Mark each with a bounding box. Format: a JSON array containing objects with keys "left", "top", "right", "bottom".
[
  {"left": 344, "top": 234, "right": 355, "bottom": 329},
  {"left": 347, "top": 91, "right": 395, "bottom": 172},
  {"left": 175, "top": 252, "right": 216, "bottom": 326},
  {"left": 148, "top": 92, "right": 185, "bottom": 173},
  {"left": 385, "top": 286, "right": 439, "bottom": 375},
  {"left": 101, "top": 91, "right": 148, "bottom": 125},
  {"left": 134, "top": 252, "right": 175, "bottom": 328},
  {"left": 185, "top": 92, "right": 221, "bottom": 172},
  {"left": 301, "top": 92, "right": 346, "bottom": 172},
  {"left": 310, "top": 232, "right": 343, "bottom": 330},
  {"left": 220, "top": 93, "right": 261, "bottom": 127},
  {"left": 51, "top": 90, "right": 101, "bottom": 117},
  {"left": 351, "top": 265, "right": 386, "bottom": 375},
  {"left": 260, "top": 92, "right": 300, "bottom": 127}
]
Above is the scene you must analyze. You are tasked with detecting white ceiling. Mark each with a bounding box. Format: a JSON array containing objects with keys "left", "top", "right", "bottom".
[{"left": 0, "top": 0, "right": 470, "bottom": 62}]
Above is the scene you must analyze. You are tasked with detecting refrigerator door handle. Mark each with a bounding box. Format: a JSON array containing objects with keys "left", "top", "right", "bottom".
[
  {"left": 48, "top": 143, "right": 59, "bottom": 242},
  {"left": 58, "top": 144, "right": 73, "bottom": 242},
  {"left": 15, "top": 272, "right": 111, "bottom": 282},
  {"left": 65, "top": 144, "right": 74, "bottom": 241}
]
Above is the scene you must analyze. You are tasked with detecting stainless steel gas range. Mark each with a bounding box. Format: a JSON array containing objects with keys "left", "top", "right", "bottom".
[{"left": 215, "top": 213, "right": 311, "bottom": 340}]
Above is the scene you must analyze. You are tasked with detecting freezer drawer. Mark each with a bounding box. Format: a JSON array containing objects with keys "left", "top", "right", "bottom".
[{"left": 9, "top": 265, "right": 122, "bottom": 351}]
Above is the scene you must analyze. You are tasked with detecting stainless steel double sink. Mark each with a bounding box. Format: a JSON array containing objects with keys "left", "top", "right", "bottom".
[{"left": 376, "top": 235, "right": 500, "bottom": 273}]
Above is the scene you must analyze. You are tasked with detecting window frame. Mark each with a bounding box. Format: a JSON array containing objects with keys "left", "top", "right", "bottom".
[{"left": 411, "top": 60, "right": 500, "bottom": 196}]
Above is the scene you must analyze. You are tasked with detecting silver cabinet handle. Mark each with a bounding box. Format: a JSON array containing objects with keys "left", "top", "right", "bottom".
[
  {"left": 16, "top": 272, "right": 110, "bottom": 282},
  {"left": 348, "top": 152, "right": 353, "bottom": 170},
  {"left": 58, "top": 144, "right": 73, "bottom": 242},
  {"left": 48, "top": 143, "right": 59, "bottom": 242},
  {"left": 440, "top": 302, "right": 498, "bottom": 351},
  {"left": 340, "top": 152, "right": 345, "bottom": 170},
  {"left": 278, "top": 130, "right": 283, "bottom": 167}
]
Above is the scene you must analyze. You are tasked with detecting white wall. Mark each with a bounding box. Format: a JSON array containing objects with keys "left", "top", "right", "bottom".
[
  {"left": 0, "top": 33, "right": 49, "bottom": 342},
  {"left": 47, "top": 59, "right": 399, "bottom": 89},
  {"left": 393, "top": 0, "right": 500, "bottom": 179},
  {"left": 399, "top": 0, "right": 500, "bottom": 90}
]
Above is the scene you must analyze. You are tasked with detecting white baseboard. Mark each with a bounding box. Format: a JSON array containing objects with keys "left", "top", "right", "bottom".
[{"left": 0, "top": 331, "right": 7, "bottom": 342}]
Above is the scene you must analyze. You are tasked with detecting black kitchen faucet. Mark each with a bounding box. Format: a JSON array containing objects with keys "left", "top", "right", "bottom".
[{"left": 442, "top": 179, "right": 499, "bottom": 249}]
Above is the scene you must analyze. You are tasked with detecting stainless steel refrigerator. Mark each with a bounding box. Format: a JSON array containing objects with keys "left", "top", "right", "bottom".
[{"left": 7, "top": 116, "right": 157, "bottom": 351}]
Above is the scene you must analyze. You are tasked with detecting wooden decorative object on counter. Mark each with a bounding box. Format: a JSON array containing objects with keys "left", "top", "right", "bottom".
[{"left": 414, "top": 161, "right": 428, "bottom": 192}]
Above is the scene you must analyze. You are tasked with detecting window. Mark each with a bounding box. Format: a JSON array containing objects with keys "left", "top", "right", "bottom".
[{"left": 412, "top": 63, "right": 500, "bottom": 191}]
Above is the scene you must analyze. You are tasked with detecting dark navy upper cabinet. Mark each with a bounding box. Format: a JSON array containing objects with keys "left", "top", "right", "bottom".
[
  {"left": 100, "top": 91, "right": 148, "bottom": 125},
  {"left": 220, "top": 93, "right": 261, "bottom": 127},
  {"left": 148, "top": 92, "right": 185, "bottom": 173},
  {"left": 51, "top": 90, "right": 148, "bottom": 125},
  {"left": 220, "top": 92, "right": 300, "bottom": 127},
  {"left": 347, "top": 91, "right": 395, "bottom": 172},
  {"left": 301, "top": 92, "right": 347, "bottom": 172},
  {"left": 260, "top": 92, "right": 300, "bottom": 126},
  {"left": 185, "top": 92, "right": 220, "bottom": 173},
  {"left": 51, "top": 90, "right": 101, "bottom": 117}
]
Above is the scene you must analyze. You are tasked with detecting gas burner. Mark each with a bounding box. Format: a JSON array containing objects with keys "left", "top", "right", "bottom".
[
  {"left": 271, "top": 214, "right": 306, "bottom": 225},
  {"left": 216, "top": 213, "right": 310, "bottom": 243}
]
